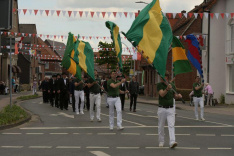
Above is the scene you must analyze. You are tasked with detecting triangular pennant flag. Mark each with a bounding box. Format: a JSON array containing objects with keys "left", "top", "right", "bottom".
[
  {"left": 113, "top": 12, "right": 117, "bottom": 17},
  {"left": 39, "top": 10, "right": 44, "bottom": 16},
  {"left": 56, "top": 10, "right": 61, "bottom": 16},
  {"left": 57, "top": 35, "right": 60, "bottom": 39},
  {"left": 79, "top": 11, "right": 83, "bottom": 17},
  {"left": 194, "top": 13, "right": 198, "bottom": 19},
  {"left": 89, "top": 36, "right": 92, "bottom": 40},
  {"left": 215, "top": 13, "right": 219, "bottom": 19},
  {"left": 62, "top": 10, "right": 66, "bottom": 16},
  {"left": 82, "top": 36, "right": 85, "bottom": 40},
  {"left": 226, "top": 13, "right": 229, "bottom": 18},
  {"left": 51, "top": 10, "right": 55, "bottom": 16},
  {"left": 231, "top": 13, "right": 234, "bottom": 18},
  {"left": 188, "top": 13, "right": 193, "bottom": 18},
  {"left": 172, "top": 13, "right": 177, "bottom": 19},
  {"left": 96, "top": 36, "right": 99, "bottom": 39},
  {"left": 29, "top": 34, "right": 32, "bottom": 37},
  {"left": 199, "top": 13, "right": 203, "bottom": 19},
  {"left": 220, "top": 13, "right": 224, "bottom": 19},
  {"left": 54, "top": 35, "right": 56, "bottom": 39},
  {"left": 183, "top": 36, "right": 186, "bottom": 40},
  {"left": 73, "top": 11, "right": 77, "bottom": 17},
  {"left": 47, "top": 35, "right": 49, "bottom": 38},
  {"left": 178, "top": 13, "right": 182, "bottom": 18},
  {"left": 204, "top": 12, "right": 209, "bottom": 19},
  {"left": 28, "top": 9, "right": 32, "bottom": 15},
  {"left": 61, "top": 35, "right": 63, "bottom": 39},
  {"left": 167, "top": 13, "right": 172, "bottom": 18},
  {"left": 18, "top": 9, "right": 22, "bottom": 15},
  {"left": 68, "top": 11, "right": 72, "bottom": 17},
  {"left": 210, "top": 13, "right": 214, "bottom": 19},
  {"left": 85, "top": 11, "right": 89, "bottom": 17},
  {"left": 85, "top": 36, "right": 88, "bottom": 40},
  {"left": 183, "top": 13, "right": 187, "bottom": 18},
  {"left": 129, "top": 12, "right": 133, "bottom": 18},
  {"left": 176, "top": 36, "right": 179, "bottom": 39},
  {"left": 23, "top": 9, "right": 27, "bottom": 15},
  {"left": 118, "top": 12, "right": 122, "bottom": 18},
  {"left": 102, "top": 12, "right": 106, "bottom": 18},
  {"left": 107, "top": 12, "right": 111, "bottom": 18},
  {"left": 96, "top": 11, "right": 100, "bottom": 18},
  {"left": 45, "top": 10, "right": 50, "bottom": 16},
  {"left": 15, "top": 32, "right": 17, "bottom": 36},
  {"left": 34, "top": 10, "right": 38, "bottom": 16},
  {"left": 124, "top": 12, "right": 128, "bottom": 18},
  {"left": 90, "top": 11, "right": 95, "bottom": 18}
]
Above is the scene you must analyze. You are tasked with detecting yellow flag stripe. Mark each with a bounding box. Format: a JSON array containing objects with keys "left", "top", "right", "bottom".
[
  {"left": 172, "top": 47, "right": 188, "bottom": 62},
  {"left": 78, "top": 41, "right": 87, "bottom": 72},
  {"left": 113, "top": 26, "right": 120, "bottom": 55},
  {"left": 138, "top": 0, "right": 163, "bottom": 64}
]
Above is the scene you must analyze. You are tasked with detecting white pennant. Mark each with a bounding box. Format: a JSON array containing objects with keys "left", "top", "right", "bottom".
[
  {"left": 28, "top": 9, "right": 32, "bottom": 15},
  {"left": 183, "top": 36, "right": 186, "bottom": 40},
  {"left": 8, "top": 32, "right": 11, "bottom": 35},
  {"left": 215, "top": 13, "right": 219, "bottom": 19},
  {"left": 86, "top": 36, "right": 88, "bottom": 40},
  {"left": 129, "top": 12, "right": 133, "bottom": 18},
  {"left": 50, "top": 35, "right": 53, "bottom": 39},
  {"left": 173, "top": 13, "right": 177, "bottom": 19},
  {"left": 183, "top": 13, "right": 187, "bottom": 18},
  {"left": 196, "top": 35, "right": 199, "bottom": 39},
  {"left": 62, "top": 10, "right": 66, "bottom": 16},
  {"left": 57, "top": 35, "right": 60, "bottom": 39},
  {"left": 194, "top": 13, "right": 198, "bottom": 19},
  {"left": 51, "top": 10, "right": 55, "bottom": 16},
  {"left": 29, "top": 34, "right": 32, "bottom": 37},
  {"left": 64, "top": 36, "right": 67, "bottom": 39},
  {"left": 15, "top": 32, "right": 17, "bottom": 36},
  {"left": 85, "top": 11, "right": 89, "bottom": 17},
  {"left": 226, "top": 13, "right": 230, "bottom": 18},
  {"left": 1, "top": 32, "right": 3, "bottom": 35},
  {"left": 39, "top": 10, "right": 44, "bottom": 16},
  {"left": 204, "top": 13, "right": 209, "bottom": 19},
  {"left": 107, "top": 12, "right": 111, "bottom": 18},
  {"left": 18, "top": 9, "right": 21, "bottom": 15},
  {"left": 73, "top": 11, "right": 77, "bottom": 17},
  {"left": 118, "top": 12, "right": 122, "bottom": 18},
  {"left": 96, "top": 11, "right": 100, "bottom": 17},
  {"left": 22, "top": 33, "right": 25, "bottom": 36},
  {"left": 107, "top": 37, "right": 110, "bottom": 40}
]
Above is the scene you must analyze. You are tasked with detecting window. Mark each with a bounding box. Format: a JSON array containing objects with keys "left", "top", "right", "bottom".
[
  {"left": 229, "top": 64, "right": 234, "bottom": 92},
  {"left": 45, "top": 62, "right": 49, "bottom": 69},
  {"left": 145, "top": 71, "right": 147, "bottom": 83},
  {"left": 231, "top": 21, "right": 234, "bottom": 53}
]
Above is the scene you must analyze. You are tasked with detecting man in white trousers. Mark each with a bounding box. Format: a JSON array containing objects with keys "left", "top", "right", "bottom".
[
  {"left": 157, "top": 72, "right": 182, "bottom": 148},
  {"left": 193, "top": 76, "right": 205, "bottom": 120},
  {"left": 107, "top": 71, "right": 125, "bottom": 130},
  {"left": 74, "top": 77, "right": 84, "bottom": 115},
  {"left": 87, "top": 70, "right": 102, "bottom": 122}
]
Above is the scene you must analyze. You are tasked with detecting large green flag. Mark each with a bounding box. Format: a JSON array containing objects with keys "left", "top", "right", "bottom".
[
  {"left": 105, "top": 21, "right": 123, "bottom": 72},
  {"left": 73, "top": 39, "right": 95, "bottom": 81},
  {"left": 122, "top": 0, "right": 172, "bottom": 77},
  {"left": 172, "top": 36, "right": 192, "bottom": 75},
  {"left": 61, "top": 33, "right": 82, "bottom": 79}
]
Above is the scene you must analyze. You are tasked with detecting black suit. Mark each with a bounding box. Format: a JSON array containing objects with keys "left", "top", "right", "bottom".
[
  {"left": 41, "top": 80, "right": 49, "bottom": 103},
  {"left": 129, "top": 81, "right": 139, "bottom": 111},
  {"left": 119, "top": 82, "right": 128, "bottom": 110},
  {"left": 57, "top": 78, "right": 70, "bottom": 110},
  {"left": 48, "top": 79, "right": 56, "bottom": 107},
  {"left": 54, "top": 79, "right": 60, "bottom": 108}
]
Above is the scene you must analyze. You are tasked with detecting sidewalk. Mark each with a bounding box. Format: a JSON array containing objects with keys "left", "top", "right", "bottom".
[
  {"left": 0, "top": 91, "right": 41, "bottom": 111},
  {"left": 137, "top": 95, "right": 234, "bottom": 116}
]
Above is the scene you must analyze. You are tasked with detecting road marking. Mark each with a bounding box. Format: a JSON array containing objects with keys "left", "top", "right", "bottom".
[
  {"left": 175, "top": 134, "right": 191, "bottom": 136},
  {"left": 26, "top": 133, "right": 44, "bottom": 135},
  {"left": 73, "top": 133, "right": 80, "bottom": 135},
  {"left": 86, "top": 133, "right": 93, "bottom": 135},
  {"left": 146, "top": 134, "right": 158, "bottom": 136},
  {"left": 146, "top": 147, "right": 168, "bottom": 149},
  {"left": 116, "top": 147, "right": 140, "bottom": 149},
  {"left": 56, "top": 146, "right": 81, "bottom": 149},
  {"left": 208, "top": 148, "right": 232, "bottom": 150},
  {"left": 50, "top": 112, "right": 74, "bottom": 118},
  {"left": 50, "top": 133, "right": 68, "bottom": 135},
  {"left": 86, "top": 146, "right": 109, "bottom": 149},
  {"left": 121, "top": 133, "right": 140, "bottom": 135},
  {"left": 39, "top": 102, "right": 43, "bottom": 104},
  {"left": 221, "top": 134, "right": 234, "bottom": 136},
  {"left": 29, "top": 146, "right": 52, "bottom": 149},
  {"left": 90, "top": 151, "right": 110, "bottom": 156},
  {"left": 176, "top": 147, "right": 201, "bottom": 150},
  {"left": 127, "top": 113, "right": 157, "bottom": 118},
  {"left": 97, "top": 133, "right": 116, "bottom": 135},
  {"left": 1, "top": 146, "right": 23, "bottom": 148},
  {"left": 196, "top": 134, "right": 215, "bottom": 136},
  {"left": 2, "top": 133, "right": 22, "bottom": 135}
]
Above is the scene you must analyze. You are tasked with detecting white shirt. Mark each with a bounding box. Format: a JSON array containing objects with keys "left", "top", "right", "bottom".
[{"left": 64, "top": 79, "right": 66, "bottom": 85}]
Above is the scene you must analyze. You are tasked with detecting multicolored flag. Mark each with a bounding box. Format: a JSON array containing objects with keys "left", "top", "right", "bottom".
[
  {"left": 185, "top": 34, "right": 204, "bottom": 82},
  {"left": 73, "top": 39, "right": 95, "bottom": 81},
  {"left": 172, "top": 36, "right": 192, "bottom": 75},
  {"left": 61, "top": 32, "right": 81, "bottom": 79},
  {"left": 122, "top": 0, "right": 172, "bottom": 77},
  {"left": 105, "top": 21, "right": 123, "bottom": 72}
]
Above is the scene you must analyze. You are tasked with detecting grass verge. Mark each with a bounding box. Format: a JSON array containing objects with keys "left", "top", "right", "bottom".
[{"left": 17, "top": 94, "right": 39, "bottom": 100}]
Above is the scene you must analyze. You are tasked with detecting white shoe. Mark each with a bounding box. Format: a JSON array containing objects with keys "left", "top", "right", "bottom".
[
  {"left": 195, "top": 118, "right": 199, "bottom": 120},
  {"left": 170, "top": 142, "right": 178, "bottom": 148},
  {"left": 80, "top": 111, "right": 84, "bottom": 114},
  {"left": 117, "top": 126, "right": 124, "bottom": 130},
  {"left": 201, "top": 118, "right": 205, "bottom": 121},
  {"left": 97, "top": 118, "right": 102, "bottom": 122},
  {"left": 159, "top": 142, "right": 164, "bottom": 147},
  {"left": 90, "top": 119, "right": 94, "bottom": 122},
  {"left": 76, "top": 112, "right": 79, "bottom": 115}
]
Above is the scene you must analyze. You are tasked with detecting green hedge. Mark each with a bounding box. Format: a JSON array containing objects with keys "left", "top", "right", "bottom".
[
  {"left": 0, "top": 105, "right": 29, "bottom": 126},
  {"left": 176, "top": 88, "right": 192, "bottom": 101}
]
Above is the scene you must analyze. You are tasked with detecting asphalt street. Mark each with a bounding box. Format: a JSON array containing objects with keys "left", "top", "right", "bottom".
[{"left": 0, "top": 97, "right": 234, "bottom": 156}]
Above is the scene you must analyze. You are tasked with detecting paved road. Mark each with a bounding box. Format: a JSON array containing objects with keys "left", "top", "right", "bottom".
[{"left": 0, "top": 97, "right": 234, "bottom": 156}]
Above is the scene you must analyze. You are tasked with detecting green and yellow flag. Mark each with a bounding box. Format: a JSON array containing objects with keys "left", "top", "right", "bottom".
[
  {"left": 73, "top": 39, "right": 95, "bottom": 80},
  {"left": 61, "top": 33, "right": 82, "bottom": 79},
  {"left": 172, "top": 36, "right": 192, "bottom": 75},
  {"left": 122, "top": 0, "right": 172, "bottom": 77},
  {"left": 105, "top": 21, "right": 123, "bottom": 72}
]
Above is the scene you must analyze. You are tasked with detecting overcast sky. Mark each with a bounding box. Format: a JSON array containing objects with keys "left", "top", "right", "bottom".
[{"left": 18, "top": 0, "right": 204, "bottom": 53}]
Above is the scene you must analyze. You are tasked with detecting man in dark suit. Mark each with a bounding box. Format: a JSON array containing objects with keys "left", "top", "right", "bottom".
[
  {"left": 54, "top": 74, "right": 61, "bottom": 108},
  {"left": 57, "top": 72, "right": 70, "bottom": 110},
  {"left": 41, "top": 77, "right": 49, "bottom": 103},
  {"left": 118, "top": 75, "right": 129, "bottom": 111},
  {"left": 69, "top": 76, "right": 76, "bottom": 112},
  {"left": 48, "top": 75, "right": 57, "bottom": 107},
  {"left": 129, "top": 76, "right": 139, "bottom": 112}
]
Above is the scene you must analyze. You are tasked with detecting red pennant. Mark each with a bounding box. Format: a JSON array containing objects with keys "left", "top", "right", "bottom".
[
  {"left": 23, "top": 9, "right": 27, "bottom": 15},
  {"left": 102, "top": 12, "right": 106, "bottom": 18},
  {"left": 13, "top": 8, "right": 16, "bottom": 13},
  {"left": 90, "top": 12, "right": 95, "bottom": 18},
  {"left": 167, "top": 13, "right": 172, "bottom": 18},
  {"left": 34, "top": 10, "right": 38, "bottom": 15},
  {"left": 79, "top": 11, "right": 83, "bottom": 17},
  {"left": 231, "top": 13, "right": 234, "bottom": 18},
  {"left": 113, "top": 12, "right": 117, "bottom": 17},
  {"left": 47, "top": 35, "right": 49, "bottom": 38},
  {"left": 56, "top": 10, "right": 61, "bottom": 16},
  {"left": 177, "top": 13, "right": 182, "bottom": 18},
  {"left": 96, "top": 36, "right": 99, "bottom": 39},
  {"left": 103, "top": 37, "right": 106, "bottom": 40},
  {"left": 40, "top": 34, "right": 42, "bottom": 37},
  {"left": 54, "top": 35, "right": 56, "bottom": 39},
  {"left": 45, "top": 10, "right": 50, "bottom": 16},
  {"left": 220, "top": 13, "right": 224, "bottom": 19},
  {"left": 25, "top": 33, "right": 28, "bottom": 37},
  {"left": 61, "top": 35, "right": 63, "bottom": 39},
  {"left": 11, "top": 32, "right": 14, "bottom": 35},
  {"left": 210, "top": 13, "right": 214, "bottom": 19},
  {"left": 180, "top": 36, "right": 183, "bottom": 40},
  {"left": 68, "top": 11, "right": 72, "bottom": 17},
  {"left": 124, "top": 12, "right": 128, "bottom": 18},
  {"left": 89, "top": 36, "right": 92, "bottom": 40},
  {"left": 32, "top": 34, "right": 35, "bottom": 37},
  {"left": 199, "top": 13, "right": 203, "bottom": 19},
  {"left": 103, "top": 48, "right": 106, "bottom": 51},
  {"left": 82, "top": 36, "right": 85, "bottom": 40},
  {"left": 188, "top": 13, "right": 193, "bottom": 18},
  {"left": 135, "top": 12, "right": 139, "bottom": 18}
]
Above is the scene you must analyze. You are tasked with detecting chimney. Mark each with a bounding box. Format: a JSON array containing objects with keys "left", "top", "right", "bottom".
[{"left": 181, "top": 10, "right": 186, "bottom": 13}]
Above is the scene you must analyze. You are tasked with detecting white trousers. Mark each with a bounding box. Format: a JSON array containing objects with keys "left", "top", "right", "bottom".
[
  {"left": 103, "top": 93, "right": 108, "bottom": 106},
  {"left": 74, "top": 90, "right": 84, "bottom": 112},
  {"left": 90, "top": 93, "right": 101, "bottom": 120},
  {"left": 173, "top": 98, "right": 176, "bottom": 113},
  {"left": 32, "top": 86, "right": 37, "bottom": 95},
  {"left": 157, "top": 107, "right": 175, "bottom": 145},
  {"left": 193, "top": 97, "right": 204, "bottom": 119},
  {"left": 107, "top": 97, "right": 122, "bottom": 128}
]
